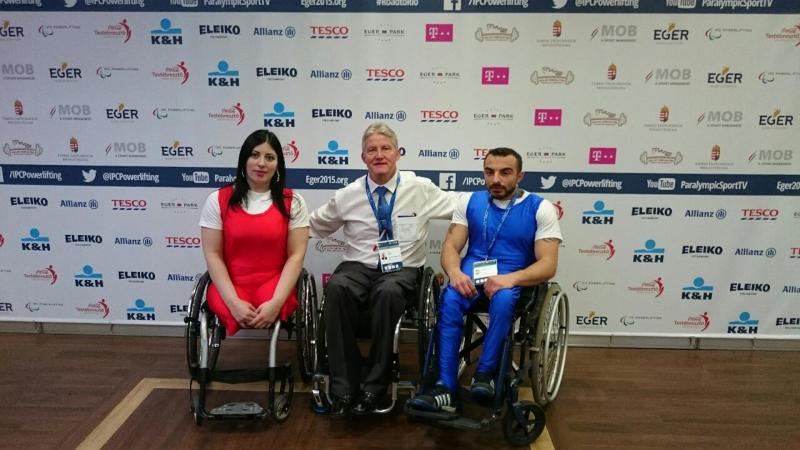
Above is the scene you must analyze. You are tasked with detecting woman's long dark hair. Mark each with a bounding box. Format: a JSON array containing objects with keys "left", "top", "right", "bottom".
[{"left": 227, "top": 129, "right": 289, "bottom": 219}]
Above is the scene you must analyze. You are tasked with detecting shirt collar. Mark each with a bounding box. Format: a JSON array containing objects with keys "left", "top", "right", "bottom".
[{"left": 367, "top": 170, "right": 399, "bottom": 194}]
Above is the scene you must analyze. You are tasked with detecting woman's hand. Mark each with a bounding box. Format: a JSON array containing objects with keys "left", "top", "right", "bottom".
[
  {"left": 229, "top": 298, "right": 257, "bottom": 328},
  {"left": 250, "top": 299, "right": 283, "bottom": 329}
]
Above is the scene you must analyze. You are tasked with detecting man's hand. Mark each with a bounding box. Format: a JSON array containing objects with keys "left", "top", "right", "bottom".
[
  {"left": 229, "top": 298, "right": 257, "bottom": 328},
  {"left": 250, "top": 299, "right": 283, "bottom": 329},
  {"left": 484, "top": 274, "right": 515, "bottom": 300},
  {"left": 450, "top": 270, "right": 478, "bottom": 298}
]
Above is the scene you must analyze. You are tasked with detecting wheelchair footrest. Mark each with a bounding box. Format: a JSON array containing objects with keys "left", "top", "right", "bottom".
[
  {"left": 405, "top": 406, "right": 483, "bottom": 430},
  {"left": 209, "top": 401, "right": 264, "bottom": 416}
]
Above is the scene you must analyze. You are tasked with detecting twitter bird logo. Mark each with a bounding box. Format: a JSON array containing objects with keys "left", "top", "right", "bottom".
[
  {"left": 82, "top": 169, "right": 97, "bottom": 183},
  {"left": 540, "top": 175, "right": 557, "bottom": 190}
]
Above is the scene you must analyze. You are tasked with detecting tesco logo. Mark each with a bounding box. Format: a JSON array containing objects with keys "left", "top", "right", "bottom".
[
  {"left": 310, "top": 26, "right": 349, "bottom": 38},
  {"left": 420, "top": 110, "right": 459, "bottom": 123},
  {"left": 366, "top": 68, "right": 405, "bottom": 81},
  {"left": 740, "top": 208, "right": 779, "bottom": 221},
  {"left": 165, "top": 236, "right": 201, "bottom": 248},
  {"left": 111, "top": 199, "right": 147, "bottom": 210}
]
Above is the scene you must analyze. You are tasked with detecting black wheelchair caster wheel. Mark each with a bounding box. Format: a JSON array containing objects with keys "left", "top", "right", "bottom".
[
  {"left": 273, "top": 394, "right": 291, "bottom": 422},
  {"left": 502, "top": 401, "right": 545, "bottom": 446},
  {"left": 193, "top": 410, "right": 203, "bottom": 426}
]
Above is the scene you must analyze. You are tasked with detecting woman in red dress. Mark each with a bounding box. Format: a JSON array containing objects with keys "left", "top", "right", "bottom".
[{"left": 199, "top": 129, "right": 309, "bottom": 335}]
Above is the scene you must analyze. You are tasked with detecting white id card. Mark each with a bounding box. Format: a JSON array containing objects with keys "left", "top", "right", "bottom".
[
  {"left": 473, "top": 259, "right": 498, "bottom": 285},
  {"left": 395, "top": 214, "right": 417, "bottom": 242},
  {"left": 378, "top": 240, "right": 403, "bottom": 273}
]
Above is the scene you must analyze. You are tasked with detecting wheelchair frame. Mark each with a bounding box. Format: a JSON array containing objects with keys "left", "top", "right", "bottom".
[
  {"left": 297, "top": 266, "right": 440, "bottom": 415},
  {"left": 184, "top": 269, "right": 317, "bottom": 425},
  {"left": 408, "top": 282, "right": 569, "bottom": 446}
]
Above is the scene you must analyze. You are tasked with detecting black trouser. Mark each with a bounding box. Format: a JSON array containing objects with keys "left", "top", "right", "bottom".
[{"left": 324, "top": 261, "right": 417, "bottom": 399}]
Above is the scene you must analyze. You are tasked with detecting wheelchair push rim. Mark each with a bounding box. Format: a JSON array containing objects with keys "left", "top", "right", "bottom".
[{"left": 532, "top": 282, "right": 569, "bottom": 406}]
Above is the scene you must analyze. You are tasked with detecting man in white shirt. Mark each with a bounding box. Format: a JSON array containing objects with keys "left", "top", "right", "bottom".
[{"left": 309, "top": 122, "right": 458, "bottom": 415}]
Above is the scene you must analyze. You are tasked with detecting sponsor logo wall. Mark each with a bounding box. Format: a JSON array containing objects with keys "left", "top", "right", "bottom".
[{"left": 0, "top": 4, "right": 798, "bottom": 338}]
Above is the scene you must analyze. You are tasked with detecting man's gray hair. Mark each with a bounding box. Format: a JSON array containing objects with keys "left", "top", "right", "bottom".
[{"left": 361, "top": 122, "right": 398, "bottom": 152}]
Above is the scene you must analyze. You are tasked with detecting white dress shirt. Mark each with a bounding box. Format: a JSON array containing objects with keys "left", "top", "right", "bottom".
[
  {"left": 310, "top": 170, "right": 459, "bottom": 267},
  {"left": 199, "top": 190, "right": 309, "bottom": 230}
]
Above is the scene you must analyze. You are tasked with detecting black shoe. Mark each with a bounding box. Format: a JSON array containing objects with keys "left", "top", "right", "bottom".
[
  {"left": 470, "top": 372, "right": 495, "bottom": 400},
  {"left": 409, "top": 384, "right": 457, "bottom": 413},
  {"left": 327, "top": 394, "right": 352, "bottom": 417},
  {"left": 351, "top": 391, "right": 382, "bottom": 415}
]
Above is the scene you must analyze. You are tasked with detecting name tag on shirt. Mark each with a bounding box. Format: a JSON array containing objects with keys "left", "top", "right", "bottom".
[
  {"left": 395, "top": 213, "right": 417, "bottom": 242},
  {"left": 473, "top": 259, "right": 498, "bottom": 285},
  {"left": 378, "top": 240, "right": 403, "bottom": 273}
]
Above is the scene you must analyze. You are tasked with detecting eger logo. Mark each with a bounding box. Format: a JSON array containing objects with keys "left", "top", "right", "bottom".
[
  {"left": 74, "top": 265, "right": 103, "bottom": 287},
  {"left": 730, "top": 282, "right": 771, "bottom": 295},
  {"left": 21, "top": 228, "right": 50, "bottom": 252},
  {"left": 577, "top": 240, "right": 615, "bottom": 260},
  {"left": 482, "top": 67, "right": 509, "bottom": 85},
  {"left": 94, "top": 19, "right": 131, "bottom": 42},
  {"left": 0, "top": 20, "right": 24, "bottom": 40},
  {"left": 282, "top": 140, "right": 299, "bottom": 163},
  {"left": 317, "top": 140, "right": 348, "bottom": 165},
  {"left": 254, "top": 26, "right": 296, "bottom": 38},
  {"left": 256, "top": 66, "right": 298, "bottom": 81},
  {"left": 310, "top": 25, "right": 349, "bottom": 39},
  {"left": 633, "top": 239, "right": 665, "bottom": 263},
  {"left": 24, "top": 265, "right": 57, "bottom": 284},
  {"left": 576, "top": 311, "right": 608, "bottom": 327},
  {"left": 105, "top": 103, "right": 139, "bottom": 121},
  {"left": 645, "top": 68, "right": 691, "bottom": 86},
  {"left": 740, "top": 208, "right": 779, "bottom": 221},
  {"left": 426, "top": 24, "right": 453, "bottom": 42},
  {"left": 199, "top": 24, "right": 241, "bottom": 37},
  {"left": 49, "top": 62, "right": 82, "bottom": 80},
  {"left": 152, "top": 61, "right": 189, "bottom": 84},
  {"left": 263, "top": 102, "right": 295, "bottom": 128},
  {"left": 312, "top": 108, "right": 353, "bottom": 122},
  {"left": 161, "top": 140, "right": 194, "bottom": 158},
  {"left": 209, "top": 102, "right": 245, "bottom": 125},
  {"left": 3, "top": 140, "right": 43, "bottom": 157},
  {"left": 366, "top": 68, "right": 405, "bottom": 82},
  {"left": 682, "top": 245, "right": 723, "bottom": 257},
  {"left": 530, "top": 66, "right": 574, "bottom": 85},
  {"left": 315, "top": 236, "right": 346, "bottom": 253},
  {"left": 111, "top": 199, "right": 147, "bottom": 211},
  {"left": 165, "top": 236, "right": 201, "bottom": 248},
  {"left": 675, "top": 312, "right": 711, "bottom": 332},
  {"left": 208, "top": 60, "right": 239, "bottom": 87},
  {"left": 728, "top": 312, "right": 758, "bottom": 335},
  {"left": 582, "top": 201, "right": 614, "bottom": 225},
  {"left": 475, "top": 24, "right": 518, "bottom": 42},
  {"left": 584, "top": 109, "right": 626, "bottom": 127},
  {"left": 534, "top": 108, "right": 562, "bottom": 126},
  {"left": 588, "top": 147, "right": 615, "bottom": 165},
  {"left": 653, "top": 23, "right": 689, "bottom": 41},
  {"left": 707, "top": 66, "right": 742, "bottom": 85},
  {"left": 76, "top": 299, "right": 110, "bottom": 318},
  {"left": 632, "top": 206, "right": 673, "bottom": 218},
  {"left": 758, "top": 109, "right": 794, "bottom": 127},
  {"left": 127, "top": 299, "right": 156, "bottom": 321},
  {"left": 590, "top": 24, "right": 637, "bottom": 42},
  {"left": 640, "top": 147, "right": 682, "bottom": 165},
  {"left": 420, "top": 110, "right": 459, "bottom": 123},
  {"left": 627, "top": 278, "right": 665, "bottom": 298},
  {"left": 681, "top": 277, "right": 713, "bottom": 300},
  {"left": 151, "top": 18, "right": 183, "bottom": 45}
]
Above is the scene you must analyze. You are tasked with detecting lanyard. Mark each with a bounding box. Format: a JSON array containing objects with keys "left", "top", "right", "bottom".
[
  {"left": 482, "top": 190, "right": 519, "bottom": 259},
  {"left": 365, "top": 174, "right": 400, "bottom": 241}
]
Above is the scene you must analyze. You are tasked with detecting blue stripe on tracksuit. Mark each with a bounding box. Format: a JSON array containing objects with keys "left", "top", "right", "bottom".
[{"left": 437, "top": 191, "right": 542, "bottom": 391}]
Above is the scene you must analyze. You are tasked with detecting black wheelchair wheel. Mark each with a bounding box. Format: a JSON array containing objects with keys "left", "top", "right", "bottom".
[
  {"left": 315, "top": 293, "right": 329, "bottom": 373},
  {"left": 273, "top": 393, "right": 291, "bottom": 422},
  {"left": 295, "top": 269, "right": 318, "bottom": 383},
  {"left": 502, "top": 400, "right": 546, "bottom": 446},
  {"left": 186, "top": 272, "right": 211, "bottom": 379},
  {"left": 531, "top": 283, "right": 569, "bottom": 406},
  {"left": 417, "top": 267, "right": 439, "bottom": 375}
]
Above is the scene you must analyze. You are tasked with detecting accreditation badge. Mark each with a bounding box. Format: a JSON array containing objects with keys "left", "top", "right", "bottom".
[
  {"left": 378, "top": 240, "right": 403, "bottom": 273},
  {"left": 473, "top": 259, "right": 498, "bottom": 285}
]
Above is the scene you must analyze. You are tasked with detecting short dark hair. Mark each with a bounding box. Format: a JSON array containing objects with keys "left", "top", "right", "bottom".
[{"left": 486, "top": 147, "right": 522, "bottom": 171}]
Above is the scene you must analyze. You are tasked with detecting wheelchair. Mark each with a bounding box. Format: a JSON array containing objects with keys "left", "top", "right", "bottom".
[
  {"left": 406, "top": 282, "right": 569, "bottom": 446},
  {"left": 184, "top": 269, "right": 317, "bottom": 425},
  {"left": 297, "top": 266, "right": 440, "bottom": 415}
]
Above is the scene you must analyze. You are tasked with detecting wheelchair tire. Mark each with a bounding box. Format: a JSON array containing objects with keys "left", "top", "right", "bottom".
[
  {"left": 273, "top": 394, "right": 291, "bottom": 422},
  {"left": 186, "top": 272, "right": 211, "bottom": 380},
  {"left": 502, "top": 401, "right": 545, "bottom": 446},
  {"left": 417, "top": 267, "right": 439, "bottom": 375},
  {"left": 295, "top": 269, "right": 318, "bottom": 383},
  {"left": 315, "top": 293, "right": 329, "bottom": 373},
  {"left": 530, "top": 283, "right": 569, "bottom": 407}
]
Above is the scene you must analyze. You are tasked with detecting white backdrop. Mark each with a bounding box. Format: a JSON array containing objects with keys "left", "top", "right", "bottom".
[{"left": 1, "top": 4, "right": 799, "bottom": 339}]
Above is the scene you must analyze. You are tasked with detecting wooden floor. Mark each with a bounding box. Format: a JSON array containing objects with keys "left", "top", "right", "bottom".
[{"left": 1, "top": 333, "right": 798, "bottom": 449}]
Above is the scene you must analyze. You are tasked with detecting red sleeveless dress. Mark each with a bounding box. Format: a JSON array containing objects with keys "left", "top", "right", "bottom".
[{"left": 206, "top": 185, "right": 298, "bottom": 335}]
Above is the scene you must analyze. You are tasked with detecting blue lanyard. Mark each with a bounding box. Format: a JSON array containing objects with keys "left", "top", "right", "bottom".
[
  {"left": 483, "top": 190, "right": 519, "bottom": 259},
  {"left": 365, "top": 174, "right": 400, "bottom": 241}
]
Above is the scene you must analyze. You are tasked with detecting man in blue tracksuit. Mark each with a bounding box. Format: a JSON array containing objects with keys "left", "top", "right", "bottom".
[{"left": 411, "top": 147, "right": 562, "bottom": 412}]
